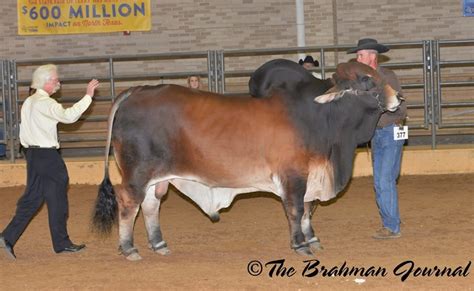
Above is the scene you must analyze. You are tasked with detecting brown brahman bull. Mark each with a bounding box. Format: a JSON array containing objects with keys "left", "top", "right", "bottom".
[{"left": 93, "top": 61, "right": 402, "bottom": 261}]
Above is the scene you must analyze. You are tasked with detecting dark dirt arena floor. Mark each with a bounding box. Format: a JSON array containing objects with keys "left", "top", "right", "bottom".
[{"left": 0, "top": 174, "right": 473, "bottom": 290}]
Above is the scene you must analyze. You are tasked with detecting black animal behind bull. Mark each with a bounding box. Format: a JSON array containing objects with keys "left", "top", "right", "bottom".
[
  {"left": 92, "top": 60, "right": 402, "bottom": 261},
  {"left": 249, "top": 59, "right": 334, "bottom": 98}
]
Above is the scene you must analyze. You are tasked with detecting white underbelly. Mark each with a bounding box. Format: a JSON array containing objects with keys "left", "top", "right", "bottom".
[{"left": 145, "top": 159, "right": 336, "bottom": 219}]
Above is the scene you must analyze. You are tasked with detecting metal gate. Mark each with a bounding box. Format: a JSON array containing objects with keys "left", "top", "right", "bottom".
[{"left": 1, "top": 39, "right": 473, "bottom": 162}]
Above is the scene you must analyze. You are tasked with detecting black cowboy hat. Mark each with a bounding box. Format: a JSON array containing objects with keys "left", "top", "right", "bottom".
[
  {"left": 298, "top": 55, "right": 319, "bottom": 67},
  {"left": 347, "top": 38, "right": 390, "bottom": 54}
]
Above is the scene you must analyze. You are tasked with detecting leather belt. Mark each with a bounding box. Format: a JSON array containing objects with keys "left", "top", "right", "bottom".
[
  {"left": 28, "top": 145, "right": 57, "bottom": 149},
  {"left": 377, "top": 119, "right": 405, "bottom": 129}
]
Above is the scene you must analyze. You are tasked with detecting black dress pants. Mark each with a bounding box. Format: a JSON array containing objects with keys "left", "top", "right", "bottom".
[{"left": 2, "top": 148, "right": 72, "bottom": 252}]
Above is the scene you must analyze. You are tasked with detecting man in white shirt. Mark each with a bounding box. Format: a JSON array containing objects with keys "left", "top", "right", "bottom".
[{"left": 0, "top": 64, "right": 99, "bottom": 259}]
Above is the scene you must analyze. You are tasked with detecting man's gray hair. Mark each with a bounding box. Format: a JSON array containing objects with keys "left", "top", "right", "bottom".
[
  {"left": 31, "top": 64, "right": 57, "bottom": 89},
  {"left": 366, "top": 49, "right": 379, "bottom": 55}
]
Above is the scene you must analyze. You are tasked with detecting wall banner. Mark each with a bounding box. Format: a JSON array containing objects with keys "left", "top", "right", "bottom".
[
  {"left": 18, "top": 0, "right": 151, "bottom": 35},
  {"left": 464, "top": 0, "right": 474, "bottom": 16}
]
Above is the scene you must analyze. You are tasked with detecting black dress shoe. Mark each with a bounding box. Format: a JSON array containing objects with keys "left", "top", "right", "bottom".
[
  {"left": 56, "top": 243, "right": 86, "bottom": 254},
  {"left": 0, "top": 234, "right": 16, "bottom": 260}
]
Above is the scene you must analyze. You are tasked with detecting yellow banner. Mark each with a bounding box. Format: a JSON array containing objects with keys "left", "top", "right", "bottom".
[{"left": 18, "top": 0, "right": 151, "bottom": 35}]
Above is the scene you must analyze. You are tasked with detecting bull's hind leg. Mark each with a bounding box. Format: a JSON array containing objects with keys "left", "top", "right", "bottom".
[
  {"left": 142, "top": 182, "right": 171, "bottom": 256},
  {"left": 302, "top": 201, "right": 323, "bottom": 252},
  {"left": 116, "top": 184, "right": 142, "bottom": 261},
  {"left": 275, "top": 173, "right": 312, "bottom": 256}
]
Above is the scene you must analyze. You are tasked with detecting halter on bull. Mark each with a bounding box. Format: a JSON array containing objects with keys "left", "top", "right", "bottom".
[{"left": 92, "top": 60, "right": 402, "bottom": 261}]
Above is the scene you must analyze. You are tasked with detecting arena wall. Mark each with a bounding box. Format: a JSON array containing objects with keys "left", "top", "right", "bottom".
[
  {"left": 1, "top": 1, "right": 473, "bottom": 63},
  {"left": 2, "top": 1, "right": 473, "bottom": 97}
]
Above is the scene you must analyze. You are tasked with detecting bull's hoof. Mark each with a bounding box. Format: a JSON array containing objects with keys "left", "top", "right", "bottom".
[
  {"left": 309, "top": 241, "right": 323, "bottom": 253},
  {"left": 154, "top": 247, "right": 171, "bottom": 256},
  {"left": 293, "top": 242, "right": 313, "bottom": 256},
  {"left": 126, "top": 252, "right": 142, "bottom": 261},
  {"left": 149, "top": 241, "right": 171, "bottom": 256},
  {"left": 120, "top": 246, "right": 142, "bottom": 261},
  {"left": 308, "top": 237, "right": 323, "bottom": 252},
  {"left": 294, "top": 246, "right": 313, "bottom": 256}
]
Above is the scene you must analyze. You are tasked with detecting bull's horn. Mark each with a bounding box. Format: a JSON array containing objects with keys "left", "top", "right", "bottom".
[
  {"left": 397, "top": 92, "right": 405, "bottom": 101},
  {"left": 314, "top": 90, "right": 345, "bottom": 104}
]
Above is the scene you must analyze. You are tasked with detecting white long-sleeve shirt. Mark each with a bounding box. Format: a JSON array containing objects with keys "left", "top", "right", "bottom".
[{"left": 20, "top": 89, "right": 92, "bottom": 148}]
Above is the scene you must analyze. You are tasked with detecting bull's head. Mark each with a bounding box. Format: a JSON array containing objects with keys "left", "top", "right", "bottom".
[{"left": 314, "top": 62, "right": 402, "bottom": 112}]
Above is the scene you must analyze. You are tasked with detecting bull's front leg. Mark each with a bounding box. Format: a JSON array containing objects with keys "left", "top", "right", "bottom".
[
  {"left": 277, "top": 173, "right": 313, "bottom": 256},
  {"left": 302, "top": 201, "right": 323, "bottom": 252},
  {"left": 116, "top": 185, "right": 142, "bottom": 261},
  {"left": 142, "top": 182, "right": 170, "bottom": 256}
]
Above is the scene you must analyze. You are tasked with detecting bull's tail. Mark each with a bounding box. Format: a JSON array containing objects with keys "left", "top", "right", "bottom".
[
  {"left": 92, "top": 88, "right": 134, "bottom": 235},
  {"left": 92, "top": 174, "right": 117, "bottom": 235}
]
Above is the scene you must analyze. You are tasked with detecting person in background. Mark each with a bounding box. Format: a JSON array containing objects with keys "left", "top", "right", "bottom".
[
  {"left": 347, "top": 38, "right": 407, "bottom": 240},
  {"left": 0, "top": 64, "right": 99, "bottom": 259},
  {"left": 298, "top": 55, "right": 322, "bottom": 79},
  {"left": 187, "top": 75, "right": 202, "bottom": 89}
]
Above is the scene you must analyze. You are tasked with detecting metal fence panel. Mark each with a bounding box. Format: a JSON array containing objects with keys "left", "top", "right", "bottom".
[{"left": 2, "top": 39, "right": 473, "bottom": 161}]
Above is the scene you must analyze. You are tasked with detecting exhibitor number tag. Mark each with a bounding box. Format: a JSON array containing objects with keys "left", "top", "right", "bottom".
[{"left": 394, "top": 126, "right": 408, "bottom": 140}]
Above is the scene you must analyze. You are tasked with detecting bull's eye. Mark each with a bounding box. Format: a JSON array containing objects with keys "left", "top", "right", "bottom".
[{"left": 358, "top": 75, "right": 376, "bottom": 91}]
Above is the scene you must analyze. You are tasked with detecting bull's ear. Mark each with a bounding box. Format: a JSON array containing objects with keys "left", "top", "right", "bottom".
[{"left": 314, "top": 90, "right": 344, "bottom": 104}]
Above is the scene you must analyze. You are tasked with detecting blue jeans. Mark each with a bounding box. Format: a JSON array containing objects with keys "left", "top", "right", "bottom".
[
  {"left": 371, "top": 123, "right": 404, "bottom": 234},
  {"left": 0, "top": 128, "right": 5, "bottom": 157}
]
